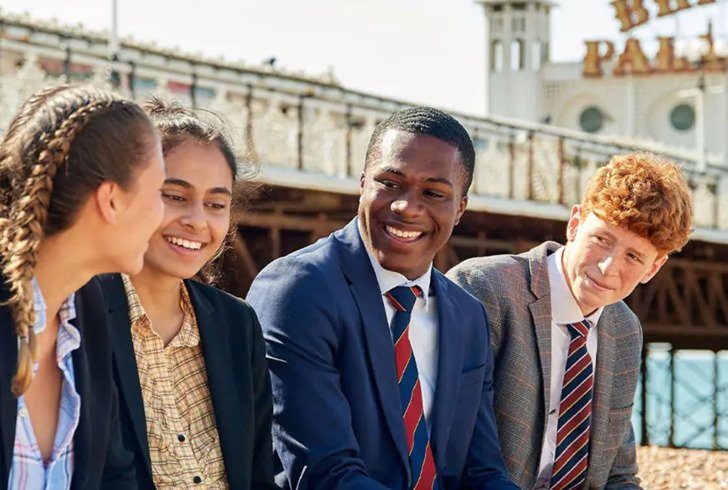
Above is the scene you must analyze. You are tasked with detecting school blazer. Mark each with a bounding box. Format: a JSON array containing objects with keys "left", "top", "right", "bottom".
[
  {"left": 98, "top": 274, "right": 275, "bottom": 490},
  {"left": 0, "top": 277, "right": 136, "bottom": 489},
  {"left": 247, "top": 219, "right": 517, "bottom": 489}
]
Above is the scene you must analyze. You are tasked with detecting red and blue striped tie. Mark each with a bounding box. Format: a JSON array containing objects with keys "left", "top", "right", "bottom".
[
  {"left": 550, "top": 319, "right": 593, "bottom": 490},
  {"left": 385, "top": 285, "right": 438, "bottom": 490}
]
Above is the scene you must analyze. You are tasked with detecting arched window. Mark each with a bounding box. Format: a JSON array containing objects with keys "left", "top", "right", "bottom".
[
  {"left": 491, "top": 40, "right": 504, "bottom": 73},
  {"left": 511, "top": 39, "right": 525, "bottom": 71}
]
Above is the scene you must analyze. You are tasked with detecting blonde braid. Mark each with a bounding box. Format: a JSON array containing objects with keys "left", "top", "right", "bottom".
[
  {"left": 1, "top": 87, "right": 117, "bottom": 396},
  {"left": 0, "top": 86, "right": 69, "bottom": 264}
]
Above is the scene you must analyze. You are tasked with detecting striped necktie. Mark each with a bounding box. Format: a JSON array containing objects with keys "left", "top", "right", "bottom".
[
  {"left": 550, "top": 319, "right": 593, "bottom": 490},
  {"left": 385, "top": 285, "right": 438, "bottom": 490}
]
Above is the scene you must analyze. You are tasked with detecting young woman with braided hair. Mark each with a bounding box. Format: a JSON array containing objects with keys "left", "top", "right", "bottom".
[
  {"left": 0, "top": 84, "right": 166, "bottom": 489},
  {"left": 97, "top": 97, "right": 275, "bottom": 489}
]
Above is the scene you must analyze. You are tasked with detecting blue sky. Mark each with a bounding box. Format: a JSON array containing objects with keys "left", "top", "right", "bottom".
[{"left": 3, "top": 0, "right": 726, "bottom": 114}]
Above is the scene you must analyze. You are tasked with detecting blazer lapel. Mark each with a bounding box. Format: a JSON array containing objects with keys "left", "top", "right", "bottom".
[
  {"left": 71, "top": 292, "right": 90, "bottom": 482},
  {"left": 585, "top": 310, "right": 616, "bottom": 485},
  {"left": 336, "top": 220, "right": 410, "bottom": 473},
  {"left": 528, "top": 244, "right": 555, "bottom": 420},
  {"left": 0, "top": 303, "right": 17, "bottom": 481},
  {"left": 103, "top": 275, "right": 152, "bottom": 475},
  {"left": 189, "top": 283, "right": 247, "bottom": 489},
  {"left": 429, "top": 273, "right": 464, "bottom": 467}
]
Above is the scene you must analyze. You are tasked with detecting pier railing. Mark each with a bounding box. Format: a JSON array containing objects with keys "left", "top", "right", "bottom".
[{"left": 2, "top": 12, "right": 728, "bottom": 238}]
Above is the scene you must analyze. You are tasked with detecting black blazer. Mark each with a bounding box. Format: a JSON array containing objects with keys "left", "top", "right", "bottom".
[
  {"left": 0, "top": 277, "right": 136, "bottom": 489},
  {"left": 98, "top": 274, "right": 275, "bottom": 490}
]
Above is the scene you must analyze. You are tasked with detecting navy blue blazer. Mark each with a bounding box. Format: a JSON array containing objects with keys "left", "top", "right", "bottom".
[
  {"left": 247, "top": 219, "right": 517, "bottom": 490},
  {"left": 0, "top": 277, "right": 136, "bottom": 489},
  {"left": 98, "top": 274, "right": 275, "bottom": 490}
]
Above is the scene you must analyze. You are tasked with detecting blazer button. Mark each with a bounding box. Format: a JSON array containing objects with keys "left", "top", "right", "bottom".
[
  {"left": 193, "top": 476, "right": 202, "bottom": 484},
  {"left": 177, "top": 433, "right": 186, "bottom": 442}
]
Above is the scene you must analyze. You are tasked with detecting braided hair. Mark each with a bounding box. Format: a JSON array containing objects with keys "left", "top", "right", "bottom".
[{"left": 0, "top": 84, "right": 156, "bottom": 396}]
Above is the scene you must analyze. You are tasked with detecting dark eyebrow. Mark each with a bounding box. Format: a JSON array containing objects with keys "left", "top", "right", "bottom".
[
  {"left": 164, "top": 178, "right": 232, "bottom": 196},
  {"left": 424, "top": 177, "right": 454, "bottom": 188},
  {"left": 378, "top": 166, "right": 454, "bottom": 188},
  {"left": 379, "top": 166, "right": 405, "bottom": 177},
  {"left": 209, "top": 187, "right": 232, "bottom": 196},
  {"left": 164, "top": 178, "right": 192, "bottom": 188}
]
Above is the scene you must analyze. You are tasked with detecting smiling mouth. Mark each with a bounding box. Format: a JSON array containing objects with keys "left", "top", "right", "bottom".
[
  {"left": 585, "top": 273, "right": 613, "bottom": 291},
  {"left": 164, "top": 236, "right": 205, "bottom": 251},
  {"left": 383, "top": 224, "right": 424, "bottom": 242}
]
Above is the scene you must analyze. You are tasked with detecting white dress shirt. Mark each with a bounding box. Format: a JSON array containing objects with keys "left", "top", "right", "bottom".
[
  {"left": 359, "top": 227, "right": 439, "bottom": 428},
  {"left": 535, "top": 247, "right": 603, "bottom": 489}
]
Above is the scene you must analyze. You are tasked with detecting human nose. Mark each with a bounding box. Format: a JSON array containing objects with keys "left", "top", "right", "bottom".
[
  {"left": 179, "top": 201, "right": 206, "bottom": 230},
  {"left": 597, "top": 255, "right": 616, "bottom": 275},
  {"left": 390, "top": 190, "right": 423, "bottom": 218}
]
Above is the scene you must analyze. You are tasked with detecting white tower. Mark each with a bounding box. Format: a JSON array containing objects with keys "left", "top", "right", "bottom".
[{"left": 477, "top": 0, "right": 553, "bottom": 122}]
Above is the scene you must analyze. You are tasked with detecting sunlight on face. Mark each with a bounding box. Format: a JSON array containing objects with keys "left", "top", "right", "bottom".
[
  {"left": 143, "top": 139, "right": 234, "bottom": 280},
  {"left": 562, "top": 207, "right": 668, "bottom": 315}
]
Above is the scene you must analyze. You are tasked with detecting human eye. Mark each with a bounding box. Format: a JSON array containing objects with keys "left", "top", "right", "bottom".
[
  {"left": 162, "top": 192, "right": 185, "bottom": 203},
  {"left": 205, "top": 201, "right": 228, "bottom": 211},
  {"left": 377, "top": 178, "right": 400, "bottom": 190},
  {"left": 626, "top": 252, "right": 644, "bottom": 264},
  {"left": 424, "top": 189, "right": 446, "bottom": 199}
]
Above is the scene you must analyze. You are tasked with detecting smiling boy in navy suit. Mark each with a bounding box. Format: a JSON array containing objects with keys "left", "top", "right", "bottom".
[{"left": 248, "top": 107, "right": 517, "bottom": 490}]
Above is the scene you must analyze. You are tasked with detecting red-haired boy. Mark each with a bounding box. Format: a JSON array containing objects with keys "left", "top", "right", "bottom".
[{"left": 448, "top": 153, "right": 693, "bottom": 489}]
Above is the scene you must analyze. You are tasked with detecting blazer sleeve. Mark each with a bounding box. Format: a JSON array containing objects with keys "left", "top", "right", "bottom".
[
  {"left": 605, "top": 424, "right": 641, "bottom": 489},
  {"left": 605, "top": 312, "right": 642, "bottom": 489},
  {"left": 248, "top": 307, "right": 278, "bottom": 489},
  {"left": 461, "top": 304, "right": 520, "bottom": 490},
  {"left": 247, "top": 259, "right": 389, "bottom": 490}
]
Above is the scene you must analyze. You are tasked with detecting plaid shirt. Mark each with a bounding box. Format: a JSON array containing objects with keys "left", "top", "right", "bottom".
[
  {"left": 9, "top": 278, "right": 81, "bottom": 490},
  {"left": 122, "top": 275, "right": 228, "bottom": 489}
]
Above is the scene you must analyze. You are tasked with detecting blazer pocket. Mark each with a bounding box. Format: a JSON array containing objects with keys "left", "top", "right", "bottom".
[
  {"left": 608, "top": 404, "right": 634, "bottom": 421},
  {"left": 460, "top": 363, "right": 486, "bottom": 387},
  {"left": 606, "top": 404, "right": 635, "bottom": 451}
]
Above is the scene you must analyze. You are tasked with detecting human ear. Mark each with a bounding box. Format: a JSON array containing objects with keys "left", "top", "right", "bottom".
[
  {"left": 454, "top": 195, "right": 468, "bottom": 226},
  {"left": 566, "top": 205, "right": 582, "bottom": 242},
  {"left": 94, "top": 182, "right": 119, "bottom": 225},
  {"left": 640, "top": 255, "right": 668, "bottom": 284}
]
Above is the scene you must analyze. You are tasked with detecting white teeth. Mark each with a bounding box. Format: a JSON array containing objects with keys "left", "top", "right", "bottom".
[
  {"left": 385, "top": 225, "right": 422, "bottom": 239},
  {"left": 166, "top": 236, "right": 203, "bottom": 250}
]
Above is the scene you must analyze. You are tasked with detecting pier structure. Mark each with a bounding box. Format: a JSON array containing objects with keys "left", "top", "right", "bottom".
[{"left": 1, "top": 10, "right": 726, "bottom": 449}]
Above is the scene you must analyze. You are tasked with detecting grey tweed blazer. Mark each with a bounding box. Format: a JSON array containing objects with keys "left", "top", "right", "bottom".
[{"left": 447, "top": 241, "right": 642, "bottom": 490}]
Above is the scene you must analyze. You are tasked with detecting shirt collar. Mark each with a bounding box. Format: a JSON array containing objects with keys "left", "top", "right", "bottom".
[
  {"left": 31, "top": 276, "right": 47, "bottom": 335},
  {"left": 358, "top": 222, "right": 433, "bottom": 309},
  {"left": 122, "top": 274, "right": 200, "bottom": 348},
  {"left": 31, "top": 276, "right": 80, "bottom": 363},
  {"left": 547, "top": 247, "right": 603, "bottom": 327},
  {"left": 31, "top": 276, "right": 76, "bottom": 333}
]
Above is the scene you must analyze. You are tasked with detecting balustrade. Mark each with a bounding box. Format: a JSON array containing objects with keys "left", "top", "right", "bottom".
[{"left": 2, "top": 15, "right": 728, "bottom": 235}]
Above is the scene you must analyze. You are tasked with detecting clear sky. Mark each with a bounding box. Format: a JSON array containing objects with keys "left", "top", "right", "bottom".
[{"left": 2, "top": 0, "right": 726, "bottom": 115}]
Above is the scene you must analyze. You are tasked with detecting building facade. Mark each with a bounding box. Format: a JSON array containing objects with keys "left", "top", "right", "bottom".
[{"left": 479, "top": 0, "right": 728, "bottom": 167}]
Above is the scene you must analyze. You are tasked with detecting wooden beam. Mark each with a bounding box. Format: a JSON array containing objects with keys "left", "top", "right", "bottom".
[
  {"left": 236, "top": 211, "right": 347, "bottom": 233},
  {"left": 231, "top": 234, "right": 259, "bottom": 281}
]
